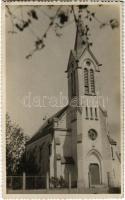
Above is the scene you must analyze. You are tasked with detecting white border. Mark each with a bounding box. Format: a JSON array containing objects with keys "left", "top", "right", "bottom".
[{"left": 1, "top": 1, "right": 124, "bottom": 199}]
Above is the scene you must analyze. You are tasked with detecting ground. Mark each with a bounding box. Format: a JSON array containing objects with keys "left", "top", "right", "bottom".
[{"left": 7, "top": 187, "right": 121, "bottom": 194}]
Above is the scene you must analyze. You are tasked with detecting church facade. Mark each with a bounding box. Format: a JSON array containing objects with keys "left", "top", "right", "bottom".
[{"left": 26, "top": 19, "right": 121, "bottom": 192}]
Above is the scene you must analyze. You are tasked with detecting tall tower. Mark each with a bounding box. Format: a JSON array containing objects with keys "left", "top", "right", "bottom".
[{"left": 66, "top": 18, "right": 115, "bottom": 190}]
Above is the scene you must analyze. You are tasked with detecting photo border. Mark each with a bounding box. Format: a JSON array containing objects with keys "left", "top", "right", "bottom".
[{"left": 1, "top": 1, "right": 124, "bottom": 199}]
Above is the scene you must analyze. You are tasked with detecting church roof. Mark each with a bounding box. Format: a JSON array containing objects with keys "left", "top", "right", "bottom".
[
  {"left": 99, "top": 106, "right": 117, "bottom": 146},
  {"left": 26, "top": 105, "right": 68, "bottom": 145}
]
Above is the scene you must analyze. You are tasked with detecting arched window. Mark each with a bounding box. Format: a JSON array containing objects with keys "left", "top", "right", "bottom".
[
  {"left": 90, "top": 107, "right": 93, "bottom": 120},
  {"left": 90, "top": 69, "right": 95, "bottom": 94},
  {"left": 71, "top": 70, "right": 76, "bottom": 97},
  {"left": 84, "top": 68, "right": 89, "bottom": 94},
  {"left": 111, "top": 146, "right": 115, "bottom": 160},
  {"left": 95, "top": 107, "right": 98, "bottom": 120},
  {"left": 85, "top": 106, "right": 89, "bottom": 119}
]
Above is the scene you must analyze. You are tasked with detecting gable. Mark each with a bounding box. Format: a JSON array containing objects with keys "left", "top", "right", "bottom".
[{"left": 78, "top": 47, "right": 101, "bottom": 72}]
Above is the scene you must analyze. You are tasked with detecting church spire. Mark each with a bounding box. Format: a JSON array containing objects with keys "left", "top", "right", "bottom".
[{"left": 74, "top": 17, "right": 89, "bottom": 57}]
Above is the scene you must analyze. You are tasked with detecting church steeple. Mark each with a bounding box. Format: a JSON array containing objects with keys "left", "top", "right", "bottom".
[
  {"left": 66, "top": 17, "right": 102, "bottom": 102},
  {"left": 74, "top": 17, "right": 89, "bottom": 57}
]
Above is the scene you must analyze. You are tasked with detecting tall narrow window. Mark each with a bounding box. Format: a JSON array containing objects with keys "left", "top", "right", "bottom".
[
  {"left": 73, "top": 70, "right": 76, "bottom": 96},
  {"left": 95, "top": 107, "right": 98, "bottom": 120},
  {"left": 84, "top": 68, "right": 89, "bottom": 94},
  {"left": 90, "top": 107, "right": 93, "bottom": 120},
  {"left": 85, "top": 106, "right": 89, "bottom": 119},
  {"left": 90, "top": 69, "right": 95, "bottom": 94},
  {"left": 49, "top": 144, "right": 52, "bottom": 156},
  {"left": 111, "top": 146, "right": 114, "bottom": 160},
  {"left": 71, "top": 72, "right": 73, "bottom": 96}
]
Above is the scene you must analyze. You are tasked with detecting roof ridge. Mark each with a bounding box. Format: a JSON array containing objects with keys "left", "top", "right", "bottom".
[{"left": 26, "top": 105, "right": 69, "bottom": 145}]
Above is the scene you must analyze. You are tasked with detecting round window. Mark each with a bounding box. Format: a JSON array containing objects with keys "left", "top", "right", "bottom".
[
  {"left": 86, "top": 60, "right": 91, "bottom": 66},
  {"left": 88, "top": 129, "right": 97, "bottom": 140}
]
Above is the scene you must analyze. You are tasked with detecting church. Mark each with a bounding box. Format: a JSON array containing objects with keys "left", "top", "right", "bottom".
[{"left": 26, "top": 18, "right": 121, "bottom": 192}]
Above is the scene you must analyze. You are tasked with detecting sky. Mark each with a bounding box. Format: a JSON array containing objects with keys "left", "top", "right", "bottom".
[{"left": 6, "top": 5, "right": 121, "bottom": 146}]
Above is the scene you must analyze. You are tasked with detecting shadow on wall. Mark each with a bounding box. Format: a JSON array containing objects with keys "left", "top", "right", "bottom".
[{"left": 63, "top": 108, "right": 77, "bottom": 188}]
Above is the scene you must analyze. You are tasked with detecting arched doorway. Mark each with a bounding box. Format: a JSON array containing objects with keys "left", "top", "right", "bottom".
[
  {"left": 87, "top": 150, "right": 102, "bottom": 187},
  {"left": 89, "top": 163, "right": 100, "bottom": 185}
]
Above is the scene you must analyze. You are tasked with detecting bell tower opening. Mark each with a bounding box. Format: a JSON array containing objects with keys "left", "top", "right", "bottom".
[{"left": 83, "top": 59, "right": 96, "bottom": 96}]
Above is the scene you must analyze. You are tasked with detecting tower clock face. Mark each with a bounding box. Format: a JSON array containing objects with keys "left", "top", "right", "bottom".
[{"left": 88, "top": 129, "right": 97, "bottom": 140}]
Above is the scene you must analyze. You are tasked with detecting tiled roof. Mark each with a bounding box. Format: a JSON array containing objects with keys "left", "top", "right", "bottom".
[{"left": 26, "top": 106, "right": 68, "bottom": 145}]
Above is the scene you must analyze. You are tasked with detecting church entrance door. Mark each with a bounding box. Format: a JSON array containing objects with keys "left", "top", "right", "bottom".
[{"left": 89, "top": 163, "right": 100, "bottom": 185}]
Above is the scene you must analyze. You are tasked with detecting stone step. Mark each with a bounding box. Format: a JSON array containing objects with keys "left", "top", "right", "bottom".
[{"left": 82, "top": 186, "right": 108, "bottom": 194}]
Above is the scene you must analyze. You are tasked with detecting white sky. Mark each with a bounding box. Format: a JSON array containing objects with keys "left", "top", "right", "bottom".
[{"left": 6, "top": 5, "right": 120, "bottom": 146}]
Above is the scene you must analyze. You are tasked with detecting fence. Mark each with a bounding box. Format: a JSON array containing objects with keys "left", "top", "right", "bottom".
[
  {"left": 7, "top": 174, "right": 47, "bottom": 190},
  {"left": 7, "top": 173, "right": 75, "bottom": 190}
]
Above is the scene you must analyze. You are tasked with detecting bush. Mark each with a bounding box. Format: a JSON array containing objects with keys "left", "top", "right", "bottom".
[{"left": 50, "top": 176, "right": 67, "bottom": 188}]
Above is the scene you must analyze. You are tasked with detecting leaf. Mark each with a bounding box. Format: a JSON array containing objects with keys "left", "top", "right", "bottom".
[
  {"left": 82, "top": 40, "right": 86, "bottom": 45},
  {"left": 43, "top": 33, "right": 47, "bottom": 38},
  {"left": 100, "top": 23, "right": 106, "bottom": 29},
  {"left": 35, "top": 39, "right": 45, "bottom": 50},
  {"left": 36, "top": 39, "right": 43, "bottom": 44},
  {"left": 30, "top": 10, "right": 38, "bottom": 20},
  {"left": 28, "top": 19, "right": 31, "bottom": 24},
  {"left": 91, "top": 13, "right": 95, "bottom": 17},
  {"left": 15, "top": 24, "right": 23, "bottom": 31},
  {"left": 56, "top": 32, "right": 63, "bottom": 37},
  {"left": 58, "top": 12, "right": 68, "bottom": 25},
  {"left": 26, "top": 54, "right": 32, "bottom": 59},
  {"left": 23, "top": 21, "right": 29, "bottom": 28}
]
